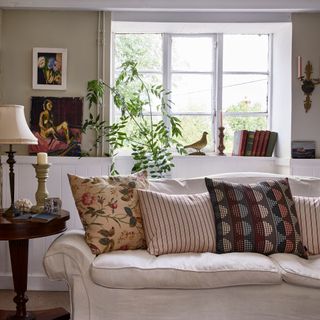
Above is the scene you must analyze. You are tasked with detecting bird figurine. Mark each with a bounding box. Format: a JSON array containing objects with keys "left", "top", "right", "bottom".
[{"left": 184, "top": 131, "right": 208, "bottom": 155}]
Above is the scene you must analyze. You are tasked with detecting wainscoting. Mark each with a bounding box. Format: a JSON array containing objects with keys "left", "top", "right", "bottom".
[
  {"left": 0, "top": 154, "right": 284, "bottom": 290},
  {"left": 290, "top": 159, "right": 320, "bottom": 177}
]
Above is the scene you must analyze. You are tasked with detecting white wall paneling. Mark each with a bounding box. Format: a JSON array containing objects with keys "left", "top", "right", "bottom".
[
  {"left": 0, "top": 154, "right": 277, "bottom": 290},
  {"left": 290, "top": 159, "right": 320, "bottom": 177},
  {"left": 0, "top": 156, "right": 112, "bottom": 291}
]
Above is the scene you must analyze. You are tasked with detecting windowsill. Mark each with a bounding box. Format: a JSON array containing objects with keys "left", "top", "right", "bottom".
[{"left": 0, "top": 154, "right": 277, "bottom": 163}]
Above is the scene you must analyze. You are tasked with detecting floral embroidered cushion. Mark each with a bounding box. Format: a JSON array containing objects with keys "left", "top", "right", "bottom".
[
  {"left": 68, "top": 171, "right": 149, "bottom": 255},
  {"left": 205, "top": 178, "right": 306, "bottom": 258}
]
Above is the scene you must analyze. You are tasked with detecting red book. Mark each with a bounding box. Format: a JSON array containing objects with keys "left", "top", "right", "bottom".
[
  {"left": 256, "top": 131, "right": 266, "bottom": 156},
  {"left": 239, "top": 130, "right": 248, "bottom": 156},
  {"left": 260, "top": 130, "right": 271, "bottom": 156},
  {"left": 257, "top": 130, "right": 266, "bottom": 157},
  {"left": 251, "top": 131, "right": 261, "bottom": 156}
]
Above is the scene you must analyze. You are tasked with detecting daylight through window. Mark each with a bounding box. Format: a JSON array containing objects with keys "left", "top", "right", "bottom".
[{"left": 113, "top": 33, "right": 270, "bottom": 153}]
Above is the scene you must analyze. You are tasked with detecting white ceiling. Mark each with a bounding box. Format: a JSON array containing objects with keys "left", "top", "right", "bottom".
[{"left": 1, "top": 0, "right": 320, "bottom": 12}]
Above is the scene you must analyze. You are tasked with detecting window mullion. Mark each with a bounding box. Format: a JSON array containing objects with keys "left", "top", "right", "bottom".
[
  {"left": 225, "top": 112, "right": 268, "bottom": 117},
  {"left": 163, "top": 33, "right": 171, "bottom": 128},
  {"left": 268, "top": 33, "right": 273, "bottom": 130},
  {"left": 215, "top": 34, "right": 223, "bottom": 152}
]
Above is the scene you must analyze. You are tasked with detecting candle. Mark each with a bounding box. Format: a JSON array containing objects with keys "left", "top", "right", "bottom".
[
  {"left": 220, "top": 111, "right": 223, "bottom": 128},
  {"left": 298, "top": 56, "right": 302, "bottom": 78},
  {"left": 37, "top": 152, "right": 48, "bottom": 165}
]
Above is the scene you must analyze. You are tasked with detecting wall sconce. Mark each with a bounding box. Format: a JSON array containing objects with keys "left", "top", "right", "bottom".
[{"left": 298, "top": 56, "right": 320, "bottom": 112}]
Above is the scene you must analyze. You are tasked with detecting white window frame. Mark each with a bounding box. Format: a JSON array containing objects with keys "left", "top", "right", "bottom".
[
  {"left": 112, "top": 32, "right": 272, "bottom": 152},
  {"left": 220, "top": 34, "right": 272, "bottom": 135}
]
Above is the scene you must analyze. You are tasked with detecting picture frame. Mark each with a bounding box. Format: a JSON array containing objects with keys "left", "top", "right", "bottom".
[
  {"left": 29, "top": 96, "right": 83, "bottom": 156},
  {"left": 291, "top": 140, "right": 316, "bottom": 159},
  {"left": 32, "top": 48, "right": 67, "bottom": 90}
]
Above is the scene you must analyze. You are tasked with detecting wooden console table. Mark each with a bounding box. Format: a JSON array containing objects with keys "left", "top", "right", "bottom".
[{"left": 0, "top": 209, "right": 70, "bottom": 320}]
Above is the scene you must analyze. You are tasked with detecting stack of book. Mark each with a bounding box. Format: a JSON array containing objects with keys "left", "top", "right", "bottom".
[
  {"left": 232, "top": 130, "right": 278, "bottom": 157},
  {"left": 13, "top": 212, "right": 58, "bottom": 223}
]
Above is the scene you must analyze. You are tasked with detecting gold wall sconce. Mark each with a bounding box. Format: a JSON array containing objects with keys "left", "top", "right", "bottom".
[{"left": 297, "top": 56, "right": 320, "bottom": 113}]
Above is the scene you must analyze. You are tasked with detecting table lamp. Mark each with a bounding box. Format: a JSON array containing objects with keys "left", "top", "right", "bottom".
[{"left": 0, "top": 105, "right": 38, "bottom": 217}]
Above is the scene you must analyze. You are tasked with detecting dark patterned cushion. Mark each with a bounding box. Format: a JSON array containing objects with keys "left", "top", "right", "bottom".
[{"left": 205, "top": 178, "right": 306, "bottom": 258}]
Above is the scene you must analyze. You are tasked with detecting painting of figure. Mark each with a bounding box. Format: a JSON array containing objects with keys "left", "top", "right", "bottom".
[{"left": 29, "top": 97, "right": 83, "bottom": 156}]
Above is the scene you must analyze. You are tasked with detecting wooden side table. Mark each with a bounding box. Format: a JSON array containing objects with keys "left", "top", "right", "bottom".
[{"left": 0, "top": 209, "right": 70, "bottom": 320}]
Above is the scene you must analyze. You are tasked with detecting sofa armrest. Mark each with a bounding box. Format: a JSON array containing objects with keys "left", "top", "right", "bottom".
[{"left": 44, "top": 229, "right": 95, "bottom": 281}]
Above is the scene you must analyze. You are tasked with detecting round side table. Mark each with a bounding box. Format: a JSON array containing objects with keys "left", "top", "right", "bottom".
[{"left": 0, "top": 209, "right": 70, "bottom": 320}]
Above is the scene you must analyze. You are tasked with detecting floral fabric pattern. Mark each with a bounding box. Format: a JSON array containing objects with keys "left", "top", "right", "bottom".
[{"left": 68, "top": 171, "right": 149, "bottom": 255}]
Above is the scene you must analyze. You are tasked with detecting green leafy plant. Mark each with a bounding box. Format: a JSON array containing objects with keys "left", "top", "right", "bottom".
[{"left": 82, "top": 60, "right": 186, "bottom": 178}]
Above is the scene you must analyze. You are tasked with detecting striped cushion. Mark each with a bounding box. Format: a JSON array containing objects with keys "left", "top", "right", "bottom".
[
  {"left": 294, "top": 196, "right": 320, "bottom": 255},
  {"left": 205, "top": 178, "right": 306, "bottom": 258},
  {"left": 138, "top": 190, "right": 216, "bottom": 256}
]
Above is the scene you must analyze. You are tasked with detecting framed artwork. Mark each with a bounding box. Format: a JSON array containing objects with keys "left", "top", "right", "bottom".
[
  {"left": 32, "top": 48, "right": 67, "bottom": 90},
  {"left": 29, "top": 97, "right": 83, "bottom": 156},
  {"left": 292, "top": 141, "right": 316, "bottom": 159}
]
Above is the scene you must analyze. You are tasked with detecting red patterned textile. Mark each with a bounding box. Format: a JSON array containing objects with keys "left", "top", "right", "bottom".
[{"left": 205, "top": 178, "right": 306, "bottom": 258}]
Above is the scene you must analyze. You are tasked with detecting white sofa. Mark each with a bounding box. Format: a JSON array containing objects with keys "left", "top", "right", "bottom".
[{"left": 44, "top": 172, "right": 320, "bottom": 320}]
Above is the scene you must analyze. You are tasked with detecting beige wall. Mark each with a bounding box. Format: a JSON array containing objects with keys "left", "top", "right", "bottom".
[
  {"left": 0, "top": 10, "right": 112, "bottom": 155},
  {"left": 292, "top": 13, "right": 320, "bottom": 157},
  {"left": 1, "top": 10, "right": 320, "bottom": 158}
]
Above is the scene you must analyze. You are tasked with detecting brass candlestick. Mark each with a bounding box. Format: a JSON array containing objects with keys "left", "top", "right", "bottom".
[
  {"left": 32, "top": 163, "right": 51, "bottom": 213},
  {"left": 217, "top": 126, "right": 226, "bottom": 156}
]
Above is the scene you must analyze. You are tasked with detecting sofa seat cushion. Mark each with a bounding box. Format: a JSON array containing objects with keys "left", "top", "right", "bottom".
[
  {"left": 271, "top": 253, "right": 320, "bottom": 288},
  {"left": 90, "top": 250, "right": 281, "bottom": 289}
]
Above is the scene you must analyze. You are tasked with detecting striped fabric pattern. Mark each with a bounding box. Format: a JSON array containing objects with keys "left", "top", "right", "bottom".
[
  {"left": 294, "top": 196, "right": 320, "bottom": 255},
  {"left": 138, "top": 190, "right": 216, "bottom": 256},
  {"left": 205, "top": 178, "right": 306, "bottom": 258}
]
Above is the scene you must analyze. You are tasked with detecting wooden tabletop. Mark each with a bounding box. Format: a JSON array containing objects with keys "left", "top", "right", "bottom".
[{"left": 0, "top": 210, "right": 69, "bottom": 241}]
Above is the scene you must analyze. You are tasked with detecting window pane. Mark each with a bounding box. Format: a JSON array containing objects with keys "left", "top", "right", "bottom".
[
  {"left": 223, "top": 116, "right": 267, "bottom": 154},
  {"left": 223, "top": 34, "right": 269, "bottom": 72},
  {"left": 172, "top": 37, "right": 213, "bottom": 72},
  {"left": 177, "top": 116, "right": 213, "bottom": 149},
  {"left": 223, "top": 74, "right": 268, "bottom": 112},
  {"left": 114, "top": 73, "right": 163, "bottom": 115},
  {"left": 171, "top": 74, "right": 212, "bottom": 113},
  {"left": 114, "top": 115, "right": 163, "bottom": 150},
  {"left": 115, "top": 34, "right": 162, "bottom": 71}
]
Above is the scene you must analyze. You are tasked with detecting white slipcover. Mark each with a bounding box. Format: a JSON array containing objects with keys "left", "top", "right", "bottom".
[{"left": 44, "top": 172, "right": 320, "bottom": 320}]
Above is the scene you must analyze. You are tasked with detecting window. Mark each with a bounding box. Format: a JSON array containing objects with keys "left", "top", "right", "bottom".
[
  {"left": 113, "top": 32, "right": 270, "bottom": 153},
  {"left": 222, "top": 34, "right": 270, "bottom": 152}
]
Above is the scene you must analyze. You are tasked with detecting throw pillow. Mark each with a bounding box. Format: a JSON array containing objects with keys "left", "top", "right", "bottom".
[
  {"left": 138, "top": 190, "right": 216, "bottom": 256},
  {"left": 294, "top": 196, "right": 320, "bottom": 255},
  {"left": 68, "top": 171, "right": 149, "bottom": 255},
  {"left": 205, "top": 178, "right": 306, "bottom": 258}
]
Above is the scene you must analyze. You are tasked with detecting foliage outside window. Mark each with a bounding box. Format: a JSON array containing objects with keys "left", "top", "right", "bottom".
[{"left": 114, "top": 32, "right": 270, "bottom": 154}]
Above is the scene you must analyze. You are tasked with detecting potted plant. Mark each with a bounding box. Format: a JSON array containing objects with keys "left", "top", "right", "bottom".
[{"left": 82, "top": 60, "right": 186, "bottom": 178}]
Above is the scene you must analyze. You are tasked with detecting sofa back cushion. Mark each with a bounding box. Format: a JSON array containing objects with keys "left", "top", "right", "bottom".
[
  {"left": 149, "top": 172, "right": 320, "bottom": 197},
  {"left": 138, "top": 190, "right": 216, "bottom": 255},
  {"left": 68, "top": 171, "right": 149, "bottom": 254},
  {"left": 294, "top": 196, "right": 320, "bottom": 255},
  {"left": 205, "top": 178, "right": 306, "bottom": 258}
]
